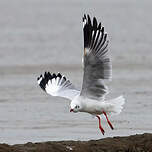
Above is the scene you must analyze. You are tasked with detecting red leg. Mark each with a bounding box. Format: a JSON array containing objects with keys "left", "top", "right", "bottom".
[
  {"left": 96, "top": 115, "right": 105, "bottom": 135},
  {"left": 103, "top": 111, "right": 114, "bottom": 130}
]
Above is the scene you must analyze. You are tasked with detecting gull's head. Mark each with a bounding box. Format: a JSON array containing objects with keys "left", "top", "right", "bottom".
[{"left": 70, "top": 101, "right": 81, "bottom": 113}]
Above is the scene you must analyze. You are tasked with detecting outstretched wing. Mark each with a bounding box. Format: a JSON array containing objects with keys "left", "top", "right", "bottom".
[
  {"left": 37, "top": 72, "right": 80, "bottom": 100},
  {"left": 80, "top": 14, "right": 112, "bottom": 100}
]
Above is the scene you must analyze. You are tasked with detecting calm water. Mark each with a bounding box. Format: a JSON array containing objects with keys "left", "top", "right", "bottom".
[{"left": 0, "top": 0, "right": 152, "bottom": 144}]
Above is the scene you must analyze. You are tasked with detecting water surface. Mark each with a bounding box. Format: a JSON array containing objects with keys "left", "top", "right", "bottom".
[{"left": 0, "top": 0, "right": 152, "bottom": 144}]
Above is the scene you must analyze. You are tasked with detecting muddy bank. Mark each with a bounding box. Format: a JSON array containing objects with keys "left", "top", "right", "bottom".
[{"left": 0, "top": 133, "right": 151, "bottom": 152}]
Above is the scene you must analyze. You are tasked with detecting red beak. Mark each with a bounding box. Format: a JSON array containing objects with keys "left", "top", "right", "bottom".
[{"left": 70, "top": 109, "right": 73, "bottom": 112}]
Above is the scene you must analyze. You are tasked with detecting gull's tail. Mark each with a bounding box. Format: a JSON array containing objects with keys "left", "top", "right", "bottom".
[{"left": 108, "top": 96, "right": 125, "bottom": 115}]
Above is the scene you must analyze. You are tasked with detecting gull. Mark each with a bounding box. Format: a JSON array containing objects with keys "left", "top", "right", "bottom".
[{"left": 37, "top": 14, "right": 125, "bottom": 135}]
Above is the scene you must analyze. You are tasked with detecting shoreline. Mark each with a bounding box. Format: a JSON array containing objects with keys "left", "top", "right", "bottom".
[{"left": 0, "top": 133, "right": 151, "bottom": 152}]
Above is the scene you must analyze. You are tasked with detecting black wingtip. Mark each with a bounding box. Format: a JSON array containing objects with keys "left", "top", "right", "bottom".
[
  {"left": 37, "top": 76, "right": 40, "bottom": 81},
  {"left": 52, "top": 73, "right": 57, "bottom": 79},
  {"left": 84, "top": 14, "right": 87, "bottom": 19},
  {"left": 87, "top": 14, "right": 91, "bottom": 26},
  {"left": 83, "top": 14, "right": 108, "bottom": 54},
  {"left": 98, "top": 22, "right": 101, "bottom": 30},
  {"left": 37, "top": 72, "right": 69, "bottom": 93},
  {"left": 101, "top": 26, "right": 104, "bottom": 33},
  {"left": 63, "top": 76, "right": 66, "bottom": 81},
  {"left": 38, "top": 75, "right": 46, "bottom": 91},
  {"left": 37, "top": 74, "right": 42, "bottom": 81},
  {"left": 93, "top": 17, "right": 97, "bottom": 29},
  {"left": 83, "top": 14, "right": 86, "bottom": 21},
  {"left": 57, "top": 72, "right": 62, "bottom": 79},
  {"left": 47, "top": 72, "right": 52, "bottom": 79}
]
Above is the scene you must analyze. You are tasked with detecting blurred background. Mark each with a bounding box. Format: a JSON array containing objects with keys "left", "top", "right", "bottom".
[{"left": 0, "top": 0, "right": 152, "bottom": 144}]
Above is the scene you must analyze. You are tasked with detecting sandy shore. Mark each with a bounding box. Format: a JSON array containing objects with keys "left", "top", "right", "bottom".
[{"left": 0, "top": 133, "right": 151, "bottom": 152}]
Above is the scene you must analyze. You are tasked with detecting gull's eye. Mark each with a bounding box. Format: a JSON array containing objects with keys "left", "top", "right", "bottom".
[{"left": 75, "top": 105, "right": 80, "bottom": 109}]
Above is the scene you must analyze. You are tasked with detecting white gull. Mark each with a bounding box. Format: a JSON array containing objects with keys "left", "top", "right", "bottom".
[{"left": 37, "top": 14, "right": 125, "bottom": 135}]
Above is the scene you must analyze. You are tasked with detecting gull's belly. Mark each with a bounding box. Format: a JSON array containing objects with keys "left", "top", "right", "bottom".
[
  {"left": 81, "top": 101, "right": 105, "bottom": 115},
  {"left": 82, "top": 107, "right": 103, "bottom": 115}
]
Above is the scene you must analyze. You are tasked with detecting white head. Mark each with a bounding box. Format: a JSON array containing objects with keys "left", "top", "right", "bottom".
[{"left": 70, "top": 100, "right": 82, "bottom": 113}]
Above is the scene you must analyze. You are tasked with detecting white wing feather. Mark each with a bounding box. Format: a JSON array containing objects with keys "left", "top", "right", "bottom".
[{"left": 37, "top": 72, "right": 80, "bottom": 100}]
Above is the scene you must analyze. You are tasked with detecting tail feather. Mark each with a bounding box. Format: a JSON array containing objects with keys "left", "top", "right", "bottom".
[{"left": 108, "top": 95, "right": 125, "bottom": 115}]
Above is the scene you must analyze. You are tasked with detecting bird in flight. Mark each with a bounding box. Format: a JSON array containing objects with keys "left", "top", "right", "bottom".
[{"left": 37, "top": 14, "right": 125, "bottom": 135}]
